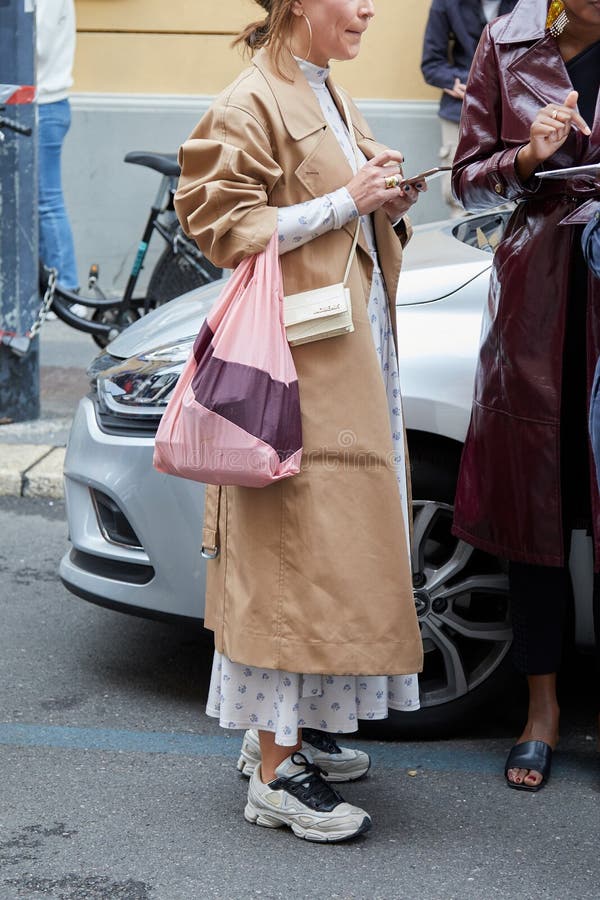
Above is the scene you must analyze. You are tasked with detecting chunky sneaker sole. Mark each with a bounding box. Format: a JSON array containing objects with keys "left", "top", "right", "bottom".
[
  {"left": 244, "top": 758, "right": 372, "bottom": 843},
  {"left": 237, "top": 728, "right": 371, "bottom": 783}
]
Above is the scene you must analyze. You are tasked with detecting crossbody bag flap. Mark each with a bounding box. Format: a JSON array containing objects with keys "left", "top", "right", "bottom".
[{"left": 283, "top": 282, "right": 350, "bottom": 327}]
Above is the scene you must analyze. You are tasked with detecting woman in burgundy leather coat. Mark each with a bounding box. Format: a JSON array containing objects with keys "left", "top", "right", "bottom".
[{"left": 452, "top": 0, "right": 600, "bottom": 790}]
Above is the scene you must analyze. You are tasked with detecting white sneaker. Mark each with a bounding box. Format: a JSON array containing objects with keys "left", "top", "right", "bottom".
[
  {"left": 244, "top": 751, "right": 372, "bottom": 843},
  {"left": 69, "top": 302, "right": 91, "bottom": 319},
  {"left": 237, "top": 728, "right": 371, "bottom": 782}
]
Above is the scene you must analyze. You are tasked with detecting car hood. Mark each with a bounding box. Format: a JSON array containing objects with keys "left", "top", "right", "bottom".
[
  {"left": 107, "top": 218, "right": 493, "bottom": 361},
  {"left": 107, "top": 280, "right": 224, "bottom": 360},
  {"left": 397, "top": 218, "right": 492, "bottom": 306}
]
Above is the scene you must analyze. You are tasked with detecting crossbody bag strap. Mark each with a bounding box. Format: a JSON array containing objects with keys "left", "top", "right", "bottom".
[{"left": 339, "top": 92, "right": 362, "bottom": 287}]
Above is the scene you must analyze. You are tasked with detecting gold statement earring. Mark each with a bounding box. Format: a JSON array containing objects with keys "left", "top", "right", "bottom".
[{"left": 546, "top": 0, "right": 569, "bottom": 36}]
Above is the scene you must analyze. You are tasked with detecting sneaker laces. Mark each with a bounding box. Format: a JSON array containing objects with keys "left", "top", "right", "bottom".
[{"left": 274, "top": 752, "right": 344, "bottom": 810}]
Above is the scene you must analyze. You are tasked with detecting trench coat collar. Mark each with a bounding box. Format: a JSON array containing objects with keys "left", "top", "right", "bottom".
[
  {"left": 252, "top": 48, "right": 327, "bottom": 141},
  {"left": 252, "top": 48, "right": 372, "bottom": 253},
  {"left": 251, "top": 47, "right": 367, "bottom": 151}
]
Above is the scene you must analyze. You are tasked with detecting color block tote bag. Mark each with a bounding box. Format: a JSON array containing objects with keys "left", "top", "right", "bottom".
[{"left": 153, "top": 232, "right": 302, "bottom": 488}]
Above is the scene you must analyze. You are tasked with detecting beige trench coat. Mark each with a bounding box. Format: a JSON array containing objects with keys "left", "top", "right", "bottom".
[{"left": 175, "top": 48, "right": 423, "bottom": 677}]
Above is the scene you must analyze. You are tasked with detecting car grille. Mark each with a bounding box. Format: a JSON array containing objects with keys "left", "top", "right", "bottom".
[{"left": 91, "top": 392, "right": 161, "bottom": 437}]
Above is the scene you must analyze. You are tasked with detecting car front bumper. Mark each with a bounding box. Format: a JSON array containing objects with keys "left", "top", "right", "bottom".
[{"left": 59, "top": 396, "right": 207, "bottom": 621}]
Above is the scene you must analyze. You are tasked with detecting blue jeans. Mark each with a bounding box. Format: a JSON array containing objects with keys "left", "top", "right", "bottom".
[{"left": 38, "top": 98, "right": 79, "bottom": 290}]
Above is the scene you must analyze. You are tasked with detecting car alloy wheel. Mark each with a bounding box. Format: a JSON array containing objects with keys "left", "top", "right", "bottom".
[{"left": 411, "top": 499, "right": 512, "bottom": 710}]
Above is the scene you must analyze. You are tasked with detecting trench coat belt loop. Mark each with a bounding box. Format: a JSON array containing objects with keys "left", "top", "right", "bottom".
[{"left": 201, "top": 485, "right": 221, "bottom": 559}]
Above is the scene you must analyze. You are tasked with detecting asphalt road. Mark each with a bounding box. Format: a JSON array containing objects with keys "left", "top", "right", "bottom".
[{"left": 1, "top": 496, "right": 600, "bottom": 900}]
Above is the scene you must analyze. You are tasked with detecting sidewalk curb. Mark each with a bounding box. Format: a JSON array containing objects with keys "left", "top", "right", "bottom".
[{"left": 0, "top": 444, "right": 65, "bottom": 499}]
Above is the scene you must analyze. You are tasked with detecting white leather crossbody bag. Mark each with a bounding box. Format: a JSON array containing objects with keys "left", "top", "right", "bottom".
[{"left": 283, "top": 93, "right": 361, "bottom": 348}]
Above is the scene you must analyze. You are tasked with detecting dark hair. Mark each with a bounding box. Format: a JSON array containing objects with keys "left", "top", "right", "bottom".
[{"left": 233, "top": 0, "right": 296, "bottom": 70}]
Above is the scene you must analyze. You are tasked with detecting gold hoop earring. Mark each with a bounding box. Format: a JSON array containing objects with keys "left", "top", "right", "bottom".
[
  {"left": 300, "top": 13, "right": 313, "bottom": 60},
  {"left": 546, "top": 0, "right": 569, "bottom": 36}
]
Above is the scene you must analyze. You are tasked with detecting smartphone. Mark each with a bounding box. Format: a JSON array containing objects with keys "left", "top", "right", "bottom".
[{"left": 402, "top": 166, "right": 452, "bottom": 186}]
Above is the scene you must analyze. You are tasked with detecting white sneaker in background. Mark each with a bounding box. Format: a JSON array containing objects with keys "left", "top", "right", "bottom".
[
  {"left": 237, "top": 728, "right": 371, "bottom": 782},
  {"left": 69, "top": 303, "right": 91, "bottom": 319}
]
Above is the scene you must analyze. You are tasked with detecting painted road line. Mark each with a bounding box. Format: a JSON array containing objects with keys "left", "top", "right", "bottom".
[{"left": 0, "top": 723, "right": 597, "bottom": 782}]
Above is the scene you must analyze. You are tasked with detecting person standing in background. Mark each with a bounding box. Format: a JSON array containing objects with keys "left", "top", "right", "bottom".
[
  {"left": 421, "top": 0, "right": 517, "bottom": 217},
  {"left": 36, "top": 0, "right": 79, "bottom": 292}
]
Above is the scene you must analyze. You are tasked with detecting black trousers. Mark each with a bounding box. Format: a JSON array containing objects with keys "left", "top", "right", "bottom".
[
  {"left": 509, "top": 552, "right": 600, "bottom": 676},
  {"left": 509, "top": 230, "right": 600, "bottom": 677}
]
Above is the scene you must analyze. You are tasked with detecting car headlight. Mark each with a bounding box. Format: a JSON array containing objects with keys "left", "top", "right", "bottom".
[{"left": 95, "top": 338, "right": 195, "bottom": 418}]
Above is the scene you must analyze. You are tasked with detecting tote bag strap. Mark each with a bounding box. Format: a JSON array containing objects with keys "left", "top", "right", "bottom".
[{"left": 339, "top": 92, "right": 362, "bottom": 287}]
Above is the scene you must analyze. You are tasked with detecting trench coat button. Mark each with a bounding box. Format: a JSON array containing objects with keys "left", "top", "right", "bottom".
[{"left": 494, "top": 183, "right": 504, "bottom": 195}]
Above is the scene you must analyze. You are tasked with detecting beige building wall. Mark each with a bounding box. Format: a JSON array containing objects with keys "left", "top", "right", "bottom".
[{"left": 74, "top": 0, "right": 438, "bottom": 100}]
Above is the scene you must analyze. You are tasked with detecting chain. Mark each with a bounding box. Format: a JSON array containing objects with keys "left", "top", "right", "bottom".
[
  {"left": 0, "top": 268, "right": 57, "bottom": 357},
  {"left": 28, "top": 268, "right": 57, "bottom": 339}
]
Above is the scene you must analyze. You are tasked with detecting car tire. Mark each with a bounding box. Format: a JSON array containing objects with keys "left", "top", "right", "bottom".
[{"left": 359, "top": 434, "right": 516, "bottom": 740}]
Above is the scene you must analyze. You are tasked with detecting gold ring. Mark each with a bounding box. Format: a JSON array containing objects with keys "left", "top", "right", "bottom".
[
  {"left": 385, "top": 174, "right": 400, "bottom": 190},
  {"left": 551, "top": 109, "right": 559, "bottom": 119}
]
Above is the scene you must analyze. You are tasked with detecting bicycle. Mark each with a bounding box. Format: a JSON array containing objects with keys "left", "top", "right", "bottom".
[
  {"left": 3, "top": 113, "right": 219, "bottom": 354},
  {"left": 39, "top": 150, "right": 222, "bottom": 347}
]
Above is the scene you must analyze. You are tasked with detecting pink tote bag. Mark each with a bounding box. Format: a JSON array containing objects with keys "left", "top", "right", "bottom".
[{"left": 153, "top": 232, "right": 302, "bottom": 488}]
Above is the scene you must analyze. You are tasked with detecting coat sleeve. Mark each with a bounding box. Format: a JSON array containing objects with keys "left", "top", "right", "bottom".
[
  {"left": 174, "top": 102, "right": 282, "bottom": 269},
  {"left": 421, "top": 0, "right": 468, "bottom": 90},
  {"left": 452, "top": 25, "right": 541, "bottom": 211}
]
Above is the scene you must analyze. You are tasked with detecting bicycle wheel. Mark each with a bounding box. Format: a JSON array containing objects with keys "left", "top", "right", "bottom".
[
  {"left": 146, "top": 225, "right": 222, "bottom": 306},
  {"left": 91, "top": 306, "right": 140, "bottom": 349}
]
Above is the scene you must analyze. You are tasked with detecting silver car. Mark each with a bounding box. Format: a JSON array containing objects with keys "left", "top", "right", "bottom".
[{"left": 60, "top": 210, "right": 596, "bottom": 738}]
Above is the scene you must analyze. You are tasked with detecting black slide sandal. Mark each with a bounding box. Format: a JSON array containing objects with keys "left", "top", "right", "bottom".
[{"left": 504, "top": 740, "right": 553, "bottom": 792}]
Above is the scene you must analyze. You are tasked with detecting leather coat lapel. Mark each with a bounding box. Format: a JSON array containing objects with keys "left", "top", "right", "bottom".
[
  {"left": 496, "top": 0, "right": 546, "bottom": 43},
  {"left": 508, "top": 34, "right": 573, "bottom": 109},
  {"left": 502, "top": 10, "right": 600, "bottom": 162}
]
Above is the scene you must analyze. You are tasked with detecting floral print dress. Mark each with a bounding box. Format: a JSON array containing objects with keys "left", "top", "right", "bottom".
[{"left": 206, "top": 58, "right": 419, "bottom": 746}]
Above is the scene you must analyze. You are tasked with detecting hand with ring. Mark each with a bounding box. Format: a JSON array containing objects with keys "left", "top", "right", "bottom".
[
  {"left": 516, "top": 89, "right": 592, "bottom": 181},
  {"left": 345, "top": 149, "right": 425, "bottom": 218}
]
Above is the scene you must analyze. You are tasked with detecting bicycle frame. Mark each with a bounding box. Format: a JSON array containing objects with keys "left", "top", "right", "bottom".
[
  {"left": 39, "top": 172, "right": 178, "bottom": 340},
  {"left": 118, "top": 173, "right": 178, "bottom": 315},
  {"left": 38, "top": 152, "right": 219, "bottom": 344}
]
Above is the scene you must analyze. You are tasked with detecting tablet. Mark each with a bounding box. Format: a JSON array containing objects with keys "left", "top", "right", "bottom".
[{"left": 536, "top": 164, "right": 600, "bottom": 180}]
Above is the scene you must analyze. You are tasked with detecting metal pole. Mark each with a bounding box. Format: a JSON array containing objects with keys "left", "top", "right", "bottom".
[{"left": 0, "top": 0, "right": 39, "bottom": 423}]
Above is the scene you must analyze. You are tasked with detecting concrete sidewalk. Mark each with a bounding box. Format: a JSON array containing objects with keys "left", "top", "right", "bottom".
[
  {"left": 0, "top": 320, "right": 99, "bottom": 499},
  {"left": 0, "top": 442, "right": 66, "bottom": 499}
]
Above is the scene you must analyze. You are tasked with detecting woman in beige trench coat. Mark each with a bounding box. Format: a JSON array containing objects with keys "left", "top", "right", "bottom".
[{"left": 175, "top": 0, "right": 424, "bottom": 842}]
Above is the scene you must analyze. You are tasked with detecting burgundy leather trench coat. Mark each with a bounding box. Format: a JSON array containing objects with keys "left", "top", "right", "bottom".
[{"left": 451, "top": 0, "right": 600, "bottom": 568}]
